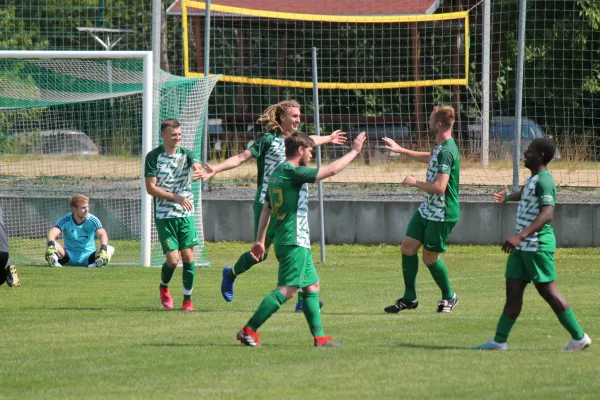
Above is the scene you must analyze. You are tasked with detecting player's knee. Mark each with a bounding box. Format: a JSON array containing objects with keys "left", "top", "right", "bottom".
[
  {"left": 401, "top": 241, "right": 419, "bottom": 256},
  {"left": 422, "top": 251, "right": 439, "bottom": 266}
]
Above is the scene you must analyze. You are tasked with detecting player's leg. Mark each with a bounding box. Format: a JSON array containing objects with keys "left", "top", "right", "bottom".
[
  {"left": 528, "top": 251, "right": 590, "bottom": 350},
  {"left": 0, "top": 251, "right": 8, "bottom": 286},
  {"left": 473, "top": 250, "right": 529, "bottom": 350},
  {"left": 156, "top": 218, "right": 180, "bottom": 309},
  {"left": 422, "top": 220, "right": 457, "bottom": 312},
  {"left": 298, "top": 252, "right": 340, "bottom": 347},
  {"left": 237, "top": 244, "right": 300, "bottom": 346},
  {"left": 294, "top": 240, "right": 323, "bottom": 312},
  {"left": 57, "top": 247, "right": 71, "bottom": 267},
  {"left": 178, "top": 216, "right": 200, "bottom": 311},
  {"left": 90, "top": 245, "right": 115, "bottom": 268},
  {"left": 221, "top": 203, "right": 272, "bottom": 302},
  {"left": 46, "top": 241, "right": 66, "bottom": 267},
  {"left": 384, "top": 212, "right": 423, "bottom": 313}
]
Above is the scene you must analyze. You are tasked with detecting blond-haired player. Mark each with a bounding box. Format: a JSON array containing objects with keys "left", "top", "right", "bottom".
[{"left": 201, "top": 100, "right": 346, "bottom": 310}]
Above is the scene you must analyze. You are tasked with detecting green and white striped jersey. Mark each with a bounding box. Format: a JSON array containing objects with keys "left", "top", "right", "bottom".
[
  {"left": 516, "top": 170, "right": 556, "bottom": 252},
  {"left": 249, "top": 132, "right": 286, "bottom": 206},
  {"left": 417, "top": 138, "right": 460, "bottom": 222},
  {"left": 144, "top": 145, "right": 199, "bottom": 219},
  {"left": 265, "top": 163, "right": 318, "bottom": 249}
]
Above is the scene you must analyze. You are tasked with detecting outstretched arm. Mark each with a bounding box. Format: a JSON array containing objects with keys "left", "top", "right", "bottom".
[
  {"left": 381, "top": 137, "right": 430, "bottom": 163},
  {"left": 310, "top": 129, "right": 347, "bottom": 146},
  {"left": 316, "top": 132, "right": 366, "bottom": 181},
  {"left": 200, "top": 150, "right": 255, "bottom": 181},
  {"left": 493, "top": 185, "right": 522, "bottom": 203}
]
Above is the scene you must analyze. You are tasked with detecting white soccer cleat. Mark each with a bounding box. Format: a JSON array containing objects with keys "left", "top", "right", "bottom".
[
  {"left": 565, "top": 333, "right": 591, "bottom": 351},
  {"left": 46, "top": 253, "right": 62, "bottom": 268},
  {"left": 472, "top": 339, "right": 508, "bottom": 351}
]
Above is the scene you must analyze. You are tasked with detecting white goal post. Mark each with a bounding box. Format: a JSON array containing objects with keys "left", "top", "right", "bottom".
[{"left": 0, "top": 51, "right": 154, "bottom": 266}]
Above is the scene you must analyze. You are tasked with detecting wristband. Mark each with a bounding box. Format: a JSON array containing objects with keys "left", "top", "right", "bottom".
[
  {"left": 504, "top": 193, "right": 510, "bottom": 202},
  {"left": 47, "top": 240, "right": 56, "bottom": 248},
  {"left": 100, "top": 244, "right": 108, "bottom": 251}
]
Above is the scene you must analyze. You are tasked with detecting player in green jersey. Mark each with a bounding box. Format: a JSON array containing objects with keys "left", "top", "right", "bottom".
[
  {"left": 473, "top": 138, "right": 591, "bottom": 351},
  {"left": 382, "top": 106, "right": 461, "bottom": 314},
  {"left": 199, "top": 100, "right": 346, "bottom": 311},
  {"left": 145, "top": 119, "right": 203, "bottom": 311},
  {"left": 235, "top": 131, "right": 366, "bottom": 347}
]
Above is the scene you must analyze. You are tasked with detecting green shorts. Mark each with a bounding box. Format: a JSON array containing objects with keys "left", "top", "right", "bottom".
[
  {"left": 275, "top": 245, "right": 319, "bottom": 288},
  {"left": 253, "top": 201, "right": 277, "bottom": 242},
  {"left": 505, "top": 249, "right": 556, "bottom": 283},
  {"left": 405, "top": 211, "right": 456, "bottom": 253},
  {"left": 155, "top": 216, "right": 199, "bottom": 253}
]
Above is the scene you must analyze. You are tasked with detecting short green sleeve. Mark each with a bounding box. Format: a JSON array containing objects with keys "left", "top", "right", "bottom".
[
  {"left": 289, "top": 166, "right": 318, "bottom": 184},
  {"left": 436, "top": 149, "right": 455, "bottom": 175},
  {"left": 535, "top": 174, "right": 556, "bottom": 207},
  {"left": 144, "top": 149, "right": 158, "bottom": 177},
  {"left": 249, "top": 134, "right": 274, "bottom": 159},
  {"left": 184, "top": 148, "right": 200, "bottom": 166}
]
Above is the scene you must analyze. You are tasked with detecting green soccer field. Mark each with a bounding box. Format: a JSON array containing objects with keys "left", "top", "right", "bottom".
[{"left": 1, "top": 243, "right": 598, "bottom": 399}]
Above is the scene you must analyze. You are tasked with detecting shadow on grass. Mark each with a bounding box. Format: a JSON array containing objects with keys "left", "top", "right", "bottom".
[
  {"left": 143, "top": 343, "right": 279, "bottom": 348},
  {"left": 37, "top": 306, "right": 256, "bottom": 313},
  {"left": 393, "top": 342, "right": 467, "bottom": 350}
]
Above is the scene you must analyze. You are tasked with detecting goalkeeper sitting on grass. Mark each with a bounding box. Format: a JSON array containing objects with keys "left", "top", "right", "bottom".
[{"left": 45, "top": 194, "right": 114, "bottom": 268}]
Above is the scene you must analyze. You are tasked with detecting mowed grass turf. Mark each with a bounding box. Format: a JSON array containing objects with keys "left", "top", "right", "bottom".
[{"left": 1, "top": 243, "right": 598, "bottom": 399}]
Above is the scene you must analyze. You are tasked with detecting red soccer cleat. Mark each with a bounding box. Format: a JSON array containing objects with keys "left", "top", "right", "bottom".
[
  {"left": 181, "top": 300, "right": 196, "bottom": 311},
  {"left": 236, "top": 325, "right": 261, "bottom": 347},
  {"left": 159, "top": 286, "right": 173, "bottom": 309},
  {"left": 314, "top": 336, "right": 342, "bottom": 347}
]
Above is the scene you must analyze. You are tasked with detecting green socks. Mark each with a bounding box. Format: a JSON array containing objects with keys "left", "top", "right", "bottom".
[
  {"left": 494, "top": 313, "right": 516, "bottom": 343},
  {"left": 302, "top": 291, "right": 324, "bottom": 337},
  {"left": 426, "top": 258, "right": 454, "bottom": 300},
  {"left": 402, "top": 254, "right": 419, "bottom": 301},
  {"left": 493, "top": 308, "right": 584, "bottom": 343},
  {"left": 160, "top": 262, "right": 175, "bottom": 287},
  {"left": 182, "top": 261, "right": 195, "bottom": 301},
  {"left": 556, "top": 308, "right": 584, "bottom": 340},
  {"left": 231, "top": 251, "right": 268, "bottom": 279},
  {"left": 248, "top": 290, "right": 287, "bottom": 331}
]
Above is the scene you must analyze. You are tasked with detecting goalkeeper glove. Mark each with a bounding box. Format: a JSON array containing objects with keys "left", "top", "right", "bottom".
[
  {"left": 91, "top": 244, "right": 109, "bottom": 268},
  {"left": 45, "top": 241, "right": 61, "bottom": 268}
]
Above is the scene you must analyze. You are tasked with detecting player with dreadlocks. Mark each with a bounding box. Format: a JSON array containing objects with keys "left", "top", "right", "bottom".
[{"left": 200, "top": 100, "right": 346, "bottom": 311}]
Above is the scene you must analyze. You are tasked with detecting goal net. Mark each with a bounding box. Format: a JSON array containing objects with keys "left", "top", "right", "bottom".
[{"left": 0, "top": 52, "right": 220, "bottom": 266}]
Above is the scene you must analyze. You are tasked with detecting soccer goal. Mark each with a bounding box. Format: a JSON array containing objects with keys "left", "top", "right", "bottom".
[{"left": 0, "top": 51, "right": 220, "bottom": 267}]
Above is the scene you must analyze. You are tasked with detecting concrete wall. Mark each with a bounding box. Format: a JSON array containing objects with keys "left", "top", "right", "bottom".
[
  {"left": 1, "top": 197, "right": 598, "bottom": 247},
  {"left": 202, "top": 200, "right": 600, "bottom": 248}
]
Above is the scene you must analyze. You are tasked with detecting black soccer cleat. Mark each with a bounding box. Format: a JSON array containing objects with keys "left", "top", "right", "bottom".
[
  {"left": 384, "top": 298, "right": 418, "bottom": 314},
  {"left": 437, "top": 293, "right": 458, "bottom": 313}
]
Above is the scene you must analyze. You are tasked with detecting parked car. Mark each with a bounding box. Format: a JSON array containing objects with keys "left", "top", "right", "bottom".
[{"left": 468, "top": 117, "right": 561, "bottom": 160}]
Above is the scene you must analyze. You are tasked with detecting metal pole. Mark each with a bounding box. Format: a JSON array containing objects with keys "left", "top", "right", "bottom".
[
  {"left": 312, "top": 47, "right": 326, "bottom": 263},
  {"left": 481, "top": 0, "right": 491, "bottom": 167},
  {"left": 202, "top": 0, "right": 212, "bottom": 191},
  {"left": 152, "top": 0, "right": 161, "bottom": 67},
  {"left": 141, "top": 52, "right": 154, "bottom": 267},
  {"left": 513, "top": 0, "right": 527, "bottom": 190}
]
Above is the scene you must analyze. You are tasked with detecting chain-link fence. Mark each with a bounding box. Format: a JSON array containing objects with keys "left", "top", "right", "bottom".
[{"left": 2, "top": 0, "right": 599, "bottom": 187}]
